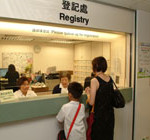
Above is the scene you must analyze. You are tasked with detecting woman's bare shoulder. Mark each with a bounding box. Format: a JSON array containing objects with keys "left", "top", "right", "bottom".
[
  {"left": 91, "top": 77, "right": 99, "bottom": 87},
  {"left": 91, "top": 77, "right": 98, "bottom": 82}
]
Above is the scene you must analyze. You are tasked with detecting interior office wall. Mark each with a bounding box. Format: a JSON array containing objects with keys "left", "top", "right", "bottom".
[
  {"left": 135, "top": 10, "right": 150, "bottom": 140},
  {"left": 72, "top": 42, "right": 105, "bottom": 84},
  {"left": 72, "top": 40, "right": 127, "bottom": 87},
  {"left": 111, "top": 36, "right": 126, "bottom": 87},
  {"left": 91, "top": 42, "right": 103, "bottom": 59},
  {"left": 0, "top": 41, "right": 74, "bottom": 73},
  {"left": 74, "top": 42, "right": 110, "bottom": 60},
  {"left": 74, "top": 41, "right": 110, "bottom": 79},
  {"left": 74, "top": 42, "right": 92, "bottom": 60},
  {"left": 74, "top": 38, "right": 126, "bottom": 87}
]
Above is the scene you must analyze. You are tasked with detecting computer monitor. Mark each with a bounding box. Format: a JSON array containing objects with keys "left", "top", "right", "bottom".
[
  {"left": 0, "top": 68, "right": 8, "bottom": 77},
  {"left": 35, "top": 75, "right": 42, "bottom": 82},
  {"left": 35, "top": 74, "right": 45, "bottom": 83}
]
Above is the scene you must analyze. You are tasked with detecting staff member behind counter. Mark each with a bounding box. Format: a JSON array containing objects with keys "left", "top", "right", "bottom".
[
  {"left": 14, "top": 77, "right": 37, "bottom": 98},
  {"left": 4, "top": 64, "right": 19, "bottom": 91},
  {"left": 52, "top": 72, "right": 71, "bottom": 94}
]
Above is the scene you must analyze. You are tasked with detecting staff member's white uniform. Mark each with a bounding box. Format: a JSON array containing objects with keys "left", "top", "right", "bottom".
[
  {"left": 59, "top": 83, "right": 68, "bottom": 94},
  {"left": 14, "top": 90, "right": 37, "bottom": 98},
  {"left": 56, "top": 101, "right": 86, "bottom": 140}
]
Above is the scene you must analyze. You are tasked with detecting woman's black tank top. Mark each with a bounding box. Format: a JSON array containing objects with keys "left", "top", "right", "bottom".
[{"left": 94, "top": 76, "right": 114, "bottom": 120}]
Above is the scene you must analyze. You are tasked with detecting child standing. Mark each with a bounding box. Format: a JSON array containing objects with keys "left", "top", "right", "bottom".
[{"left": 56, "top": 82, "right": 86, "bottom": 140}]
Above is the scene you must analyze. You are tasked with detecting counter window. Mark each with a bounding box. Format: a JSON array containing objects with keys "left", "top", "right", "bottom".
[{"left": 0, "top": 20, "right": 132, "bottom": 102}]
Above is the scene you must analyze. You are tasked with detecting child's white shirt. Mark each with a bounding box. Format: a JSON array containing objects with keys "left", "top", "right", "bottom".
[{"left": 56, "top": 101, "right": 86, "bottom": 140}]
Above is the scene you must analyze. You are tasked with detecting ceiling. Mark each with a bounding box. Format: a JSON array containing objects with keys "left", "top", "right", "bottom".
[{"left": 87, "top": 0, "right": 150, "bottom": 12}]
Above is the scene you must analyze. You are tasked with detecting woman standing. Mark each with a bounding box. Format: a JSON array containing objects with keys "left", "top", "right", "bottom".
[
  {"left": 5, "top": 64, "right": 19, "bottom": 91},
  {"left": 86, "top": 56, "right": 114, "bottom": 140}
]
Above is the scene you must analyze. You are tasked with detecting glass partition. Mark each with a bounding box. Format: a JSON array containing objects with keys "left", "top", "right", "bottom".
[{"left": 0, "top": 20, "right": 131, "bottom": 102}]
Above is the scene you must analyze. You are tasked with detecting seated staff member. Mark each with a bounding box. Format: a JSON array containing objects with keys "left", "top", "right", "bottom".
[
  {"left": 52, "top": 72, "right": 71, "bottom": 94},
  {"left": 14, "top": 77, "right": 37, "bottom": 98}
]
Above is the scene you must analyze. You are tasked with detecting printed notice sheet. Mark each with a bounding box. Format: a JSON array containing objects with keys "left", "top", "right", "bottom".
[{"left": 138, "top": 44, "right": 150, "bottom": 78}]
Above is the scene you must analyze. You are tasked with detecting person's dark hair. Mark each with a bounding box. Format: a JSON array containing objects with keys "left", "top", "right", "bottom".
[
  {"left": 17, "top": 77, "right": 29, "bottom": 87},
  {"left": 68, "top": 82, "right": 83, "bottom": 99},
  {"left": 60, "top": 72, "right": 71, "bottom": 81},
  {"left": 91, "top": 72, "right": 95, "bottom": 77},
  {"left": 92, "top": 56, "right": 107, "bottom": 73},
  {"left": 8, "top": 64, "right": 16, "bottom": 73}
]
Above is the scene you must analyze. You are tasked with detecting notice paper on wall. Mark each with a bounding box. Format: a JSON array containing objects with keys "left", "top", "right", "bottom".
[
  {"left": 2, "top": 53, "right": 33, "bottom": 73},
  {"left": 138, "top": 43, "right": 150, "bottom": 78}
]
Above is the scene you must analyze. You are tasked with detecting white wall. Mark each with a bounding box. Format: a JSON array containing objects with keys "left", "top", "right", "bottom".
[
  {"left": 114, "top": 102, "right": 133, "bottom": 140},
  {"left": 0, "top": 116, "right": 60, "bottom": 140},
  {"left": 0, "top": 41, "right": 74, "bottom": 73},
  {"left": 134, "top": 10, "right": 150, "bottom": 140}
]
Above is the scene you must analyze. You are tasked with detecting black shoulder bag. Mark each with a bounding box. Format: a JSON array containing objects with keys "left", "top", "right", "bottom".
[{"left": 112, "top": 80, "right": 125, "bottom": 108}]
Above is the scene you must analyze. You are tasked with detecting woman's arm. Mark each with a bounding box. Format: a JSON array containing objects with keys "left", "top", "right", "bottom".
[{"left": 86, "top": 78, "right": 99, "bottom": 106}]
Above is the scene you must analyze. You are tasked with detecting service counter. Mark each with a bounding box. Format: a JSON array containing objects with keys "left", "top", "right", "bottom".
[
  {"left": 0, "top": 87, "right": 132, "bottom": 124},
  {"left": 0, "top": 88, "right": 133, "bottom": 140}
]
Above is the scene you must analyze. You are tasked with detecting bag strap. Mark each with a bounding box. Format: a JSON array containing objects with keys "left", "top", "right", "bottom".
[
  {"left": 91, "top": 105, "right": 94, "bottom": 113},
  {"left": 113, "top": 81, "right": 118, "bottom": 89},
  {"left": 66, "top": 103, "right": 81, "bottom": 140},
  {"left": 111, "top": 77, "right": 118, "bottom": 90}
]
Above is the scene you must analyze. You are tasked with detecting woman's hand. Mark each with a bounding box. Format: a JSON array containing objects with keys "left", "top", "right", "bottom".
[
  {"left": 85, "top": 87, "right": 90, "bottom": 103},
  {"left": 85, "top": 87, "right": 90, "bottom": 94}
]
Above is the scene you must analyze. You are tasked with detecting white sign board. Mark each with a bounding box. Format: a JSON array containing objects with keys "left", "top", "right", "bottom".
[
  {"left": 0, "top": 0, "right": 134, "bottom": 33},
  {"left": 0, "top": 89, "right": 16, "bottom": 103}
]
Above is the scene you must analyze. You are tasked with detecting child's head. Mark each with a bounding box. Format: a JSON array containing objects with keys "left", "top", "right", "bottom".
[{"left": 68, "top": 82, "right": 83, "bottom": 100}]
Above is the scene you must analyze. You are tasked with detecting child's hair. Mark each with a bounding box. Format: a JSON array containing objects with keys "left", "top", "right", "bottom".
[{"left": 68, "top": 82, "right": 83, "bottom": 99}]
